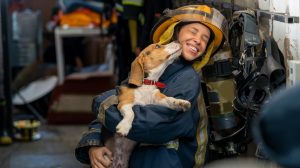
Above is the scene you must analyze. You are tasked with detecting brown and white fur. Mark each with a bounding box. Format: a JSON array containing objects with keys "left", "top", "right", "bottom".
[{"left": 105, "top": 41, "right": 191, "bottom": 168}]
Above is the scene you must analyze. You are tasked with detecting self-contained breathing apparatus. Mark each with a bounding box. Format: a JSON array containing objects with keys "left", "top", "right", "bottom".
[{"left": 203, "top": 10, "right": 286, "bottom": 161}]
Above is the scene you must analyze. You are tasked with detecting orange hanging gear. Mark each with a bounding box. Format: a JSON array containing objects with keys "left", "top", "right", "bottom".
[{"left": 59, "top": 8, "right": 101, "bottom": 27}]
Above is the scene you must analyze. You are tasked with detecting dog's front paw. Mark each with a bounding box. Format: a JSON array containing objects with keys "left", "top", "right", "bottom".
[
  {"left": 167, "top": 97, "right": 191, "bottom": 112},
  {"left": 116, "top": 120, "right": 132, "bottom": 136},
  {"left": 178, "top": 100, "right": 191, "bottom": 112}
]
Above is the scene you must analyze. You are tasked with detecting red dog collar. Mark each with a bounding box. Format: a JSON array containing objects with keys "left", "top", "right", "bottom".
[{"left": 143, "top": 79, "right": 166, "bottom": 88}]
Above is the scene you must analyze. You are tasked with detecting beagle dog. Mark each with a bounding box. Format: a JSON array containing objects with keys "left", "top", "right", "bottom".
[
  {"left": 117, "top": 41, "right": 191, "bottom": 136},
  {"left": 105, "top": 41, "right": 191, "bottom": 168}
]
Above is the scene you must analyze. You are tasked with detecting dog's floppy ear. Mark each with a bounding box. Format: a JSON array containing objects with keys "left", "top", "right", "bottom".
[{"left": 128, "top": 54, "right": 144, "bottom": 86}]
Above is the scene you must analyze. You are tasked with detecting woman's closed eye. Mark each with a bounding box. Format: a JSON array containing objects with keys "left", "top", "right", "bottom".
[
  {"left": 202, "top": 35, "right": 209, "bottom": 43},
  {"left": 190, "top": 29, "right": 197, "bottom": 35}
]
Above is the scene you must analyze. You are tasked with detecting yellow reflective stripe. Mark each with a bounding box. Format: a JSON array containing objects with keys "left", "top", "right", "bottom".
[
  {"left": 115, "top": 3, "right": 124, "bottom": 12},
  {"left": 82, "top": 128, "right": 101, "bottom": 137},
  {"left": 122, "top": 0, "right": 143, "bottom": 6},
  {"left": 165, "top": 139, "right": 179, "bottom": 150},
  {"left": 98, "top": 107, "right": 106, "bottom": 126},
  {"left": 98, "top": 95, "right": 119, "bottom": 126},
  {"left": 194, "top": 93, "right": 208, "bottom": 168},
  {"left": 199, "top": 123, "right": 208, "bottom": 167},
  {"left": 140, "top": 139, "right": 179, "bottom": 150}
]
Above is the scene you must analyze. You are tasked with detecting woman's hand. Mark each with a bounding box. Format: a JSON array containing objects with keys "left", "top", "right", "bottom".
[{"left": 89, "top": 146, "right": 113, "bottom": 168}]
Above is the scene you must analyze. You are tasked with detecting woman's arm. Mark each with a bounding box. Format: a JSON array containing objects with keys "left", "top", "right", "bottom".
[{"left": 104, "top": 103, "right": 198, "bottom": 144}]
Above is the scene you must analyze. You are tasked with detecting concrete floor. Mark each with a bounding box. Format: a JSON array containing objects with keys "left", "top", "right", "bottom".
[
  {"left": 0, "top": 125, "right": 282, "bottom": 168},
  {"left": 0, "top": 125, "right": 90, "bottom": 168}
]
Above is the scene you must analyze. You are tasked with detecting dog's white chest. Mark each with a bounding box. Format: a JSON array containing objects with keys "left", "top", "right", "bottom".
[{"left": 133, "top": 85, "right": 159, "bottom": 105}]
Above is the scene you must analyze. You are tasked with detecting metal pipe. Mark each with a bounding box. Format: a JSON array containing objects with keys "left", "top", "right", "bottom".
[{"left": 0, "top": 0, "right": 13, "bottom": 145}]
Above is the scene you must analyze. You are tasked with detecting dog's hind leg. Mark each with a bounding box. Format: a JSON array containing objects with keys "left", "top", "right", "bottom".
[
  {"left": 116, "top": 104, "right": 135, "bottom": 136},
  {"left": 110, "top": 134, "right": 137, "bottom": 168}
]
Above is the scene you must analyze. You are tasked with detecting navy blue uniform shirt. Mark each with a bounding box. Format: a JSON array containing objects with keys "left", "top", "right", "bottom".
[{"left": 75, "top": 58, "right": 208, "bottom": 168}]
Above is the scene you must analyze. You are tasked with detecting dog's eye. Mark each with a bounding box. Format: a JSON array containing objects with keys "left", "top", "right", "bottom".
[{"left": 155, "top": 44, "right": 161, "bottom": 49}]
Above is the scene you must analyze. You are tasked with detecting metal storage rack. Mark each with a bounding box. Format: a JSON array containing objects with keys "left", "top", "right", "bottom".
[{"left": 54, "top": 27, "right": 101, "bottom": 85}]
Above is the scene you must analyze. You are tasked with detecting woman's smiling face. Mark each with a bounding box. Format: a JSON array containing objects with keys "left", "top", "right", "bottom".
[{"left": 177, "top": 23, "right": 211, "bottom": 61}]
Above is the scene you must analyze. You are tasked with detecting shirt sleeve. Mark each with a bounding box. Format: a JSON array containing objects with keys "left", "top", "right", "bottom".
[
  {"left": 75, "top": 90, "right": 117, "bottom": 164},
  {"left": 74, "top": 119, "right": 103, "bottom": 164},
  {"left": 94, "top": 70, "right": 201, "bottom": 144}
]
